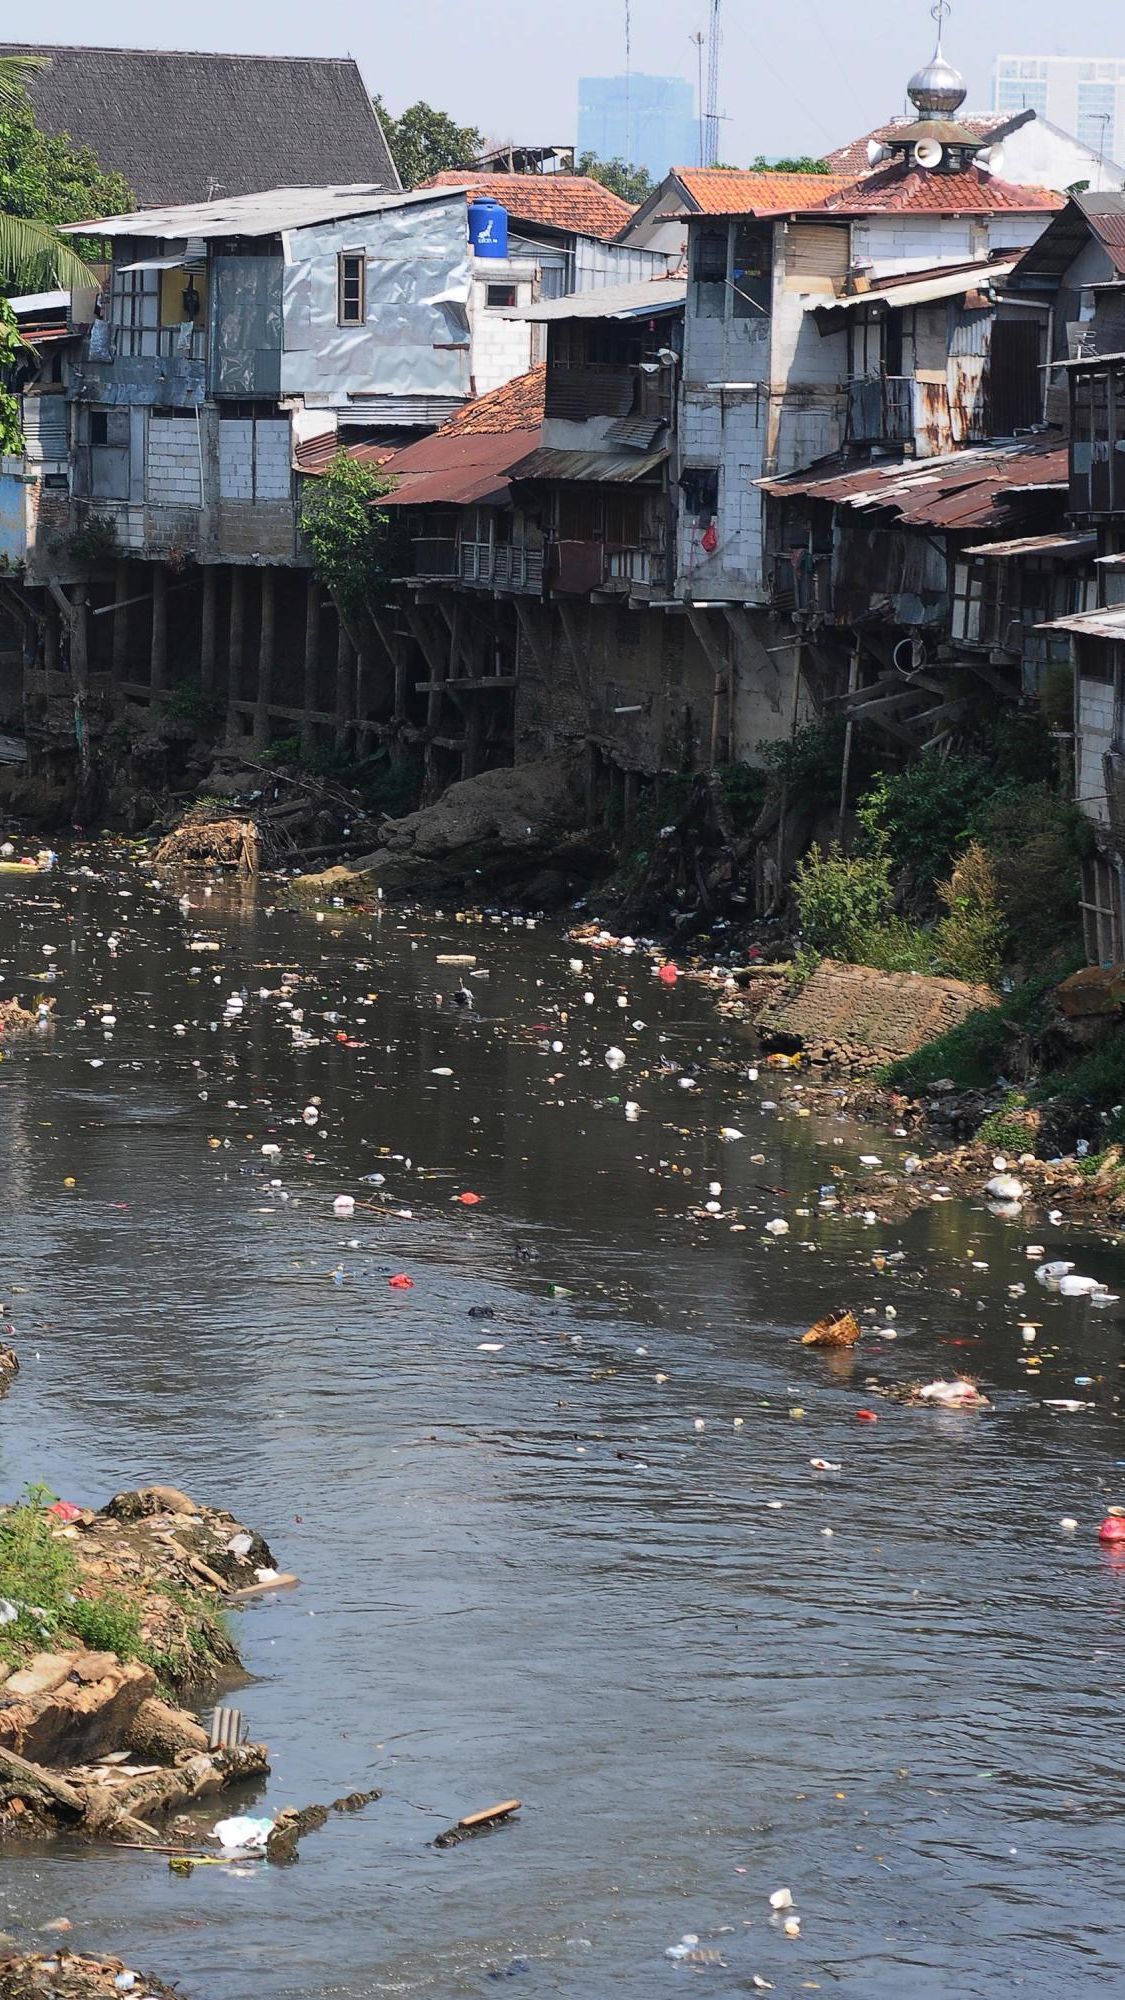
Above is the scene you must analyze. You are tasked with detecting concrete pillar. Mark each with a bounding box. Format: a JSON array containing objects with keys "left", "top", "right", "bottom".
[
  {"left": 253, "top": 567, "right": 275, "bottom": 749},
  {"left": 70, "top": 585, "right": 91, "bottom": 785},
  {"left": 200, "top": 565, "right": 218, "bottom": 696},
  {"left": 150, "top": 567, "right": 168, "bottom": 697},
  {"left": 225, "top": 566, "right": 244, "bottom": 745},
  {"left": 43, "top": 596, "right": 60, "bottom": 674},
  {"left": 462, "top": 699, "right": 484, "bottom": 781},
  {"left": 301, "top": 575, "right": 320, "bottom": 755},
  {"left": 111, "top": 560, "right": 130, "bottom": 686},
  {"left": 334, "top": 616, "right": 353, "bottom": 754}
]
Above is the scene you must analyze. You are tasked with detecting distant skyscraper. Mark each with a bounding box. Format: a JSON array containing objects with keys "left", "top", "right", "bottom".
[
  {"left": 577, "top": 74, "right": 697, "bottom": 179},
  {"left": 994, "top": 55, "right": 1125, "bottom": 163}
]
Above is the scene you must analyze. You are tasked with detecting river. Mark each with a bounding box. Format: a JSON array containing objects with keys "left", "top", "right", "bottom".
[{"left": 0, "top": 855, "right": 1123, "bottom": 1998}]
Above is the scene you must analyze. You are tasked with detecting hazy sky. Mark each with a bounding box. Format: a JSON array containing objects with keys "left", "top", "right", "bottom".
[{"left": 23, "top": 0, "right": 1125, "bottom": 163}]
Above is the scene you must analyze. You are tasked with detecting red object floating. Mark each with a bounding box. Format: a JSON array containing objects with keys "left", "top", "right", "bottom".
[
  {"left": 49, "top": 1501, "right": 82, "bottom": 1523},
  {"left": 1098, "top": 1515, "right": 1125, "bottom": 1542},
  {"left": 658, "top": 963, "right": 679, "bottom": 985},
  {"left": 457, "top": 1192, "right": 483, "bottom": 1205},
  {"left": 856, "top": 1409, "right": 878, "bottom": 1423},
  {"left": 388, "top": 1274, "right": 414, "bottom": 1290}
]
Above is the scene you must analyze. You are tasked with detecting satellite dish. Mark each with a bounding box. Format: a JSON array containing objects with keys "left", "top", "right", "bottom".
[
  {"left": 866, "top": 139, "right": 893, "bottom": 167},
  {"left": 913, "top": 137, "right": 944, "bottom": 170},
  {"left": 976, "top": 144, "right": 1005, "bottom": 176}
]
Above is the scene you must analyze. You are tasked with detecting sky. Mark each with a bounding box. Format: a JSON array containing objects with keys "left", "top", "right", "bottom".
[{"left": 19, "top": 0, "right": 1125, "bottom": 164}]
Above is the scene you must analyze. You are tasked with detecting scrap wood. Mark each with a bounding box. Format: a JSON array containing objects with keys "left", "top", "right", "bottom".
[{"left": 433, "top": 1797, "right": 521, "bottom": 1847}]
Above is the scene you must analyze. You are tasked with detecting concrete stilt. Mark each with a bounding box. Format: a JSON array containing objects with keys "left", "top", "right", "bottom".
[
  {"left": 301, "top": 575, "right": 320, "bottom": 755},
  {"left": 225, "top": 566, "right": 244, "bottom": 746},
  {"left": 111, "top": 560, "right": 130, "bottom": 687},
  {"left": 334, "top": 617, "right": 353, "bottom": 754},
  {"left": 200, "top": 565, "right": 217, "bottom": 696},
  {"left": 150, "top": 567, "right": 168, "bottom": 697}
]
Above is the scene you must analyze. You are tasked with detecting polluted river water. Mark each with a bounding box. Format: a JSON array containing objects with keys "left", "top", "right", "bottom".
[{"left": 0, "top": 858, "right": 1124, "bottom": 1998}]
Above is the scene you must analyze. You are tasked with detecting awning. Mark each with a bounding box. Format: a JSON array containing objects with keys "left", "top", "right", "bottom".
[
  {"left": 961, "top": 532, "right": 1096, "bottom": 559},
  {"left": 117, "top": 254, "right": 187, "bottom": 273},
  {"left": 507, "top": 444, "right": 669, "bottom": 482},
  {"left": 1036, "top": 605, "right": 1125, "bottom": 637},
  {"left": 507, "top": 279, "right": 685, "bottom": 323},
  {"left": 811, "top": 259, "right": 1020, "bottom": 317}
]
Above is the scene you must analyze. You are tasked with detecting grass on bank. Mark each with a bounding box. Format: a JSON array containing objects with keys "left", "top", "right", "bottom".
[{"left": 0, "top": 1487, "right": 231, "bottom": 1688}]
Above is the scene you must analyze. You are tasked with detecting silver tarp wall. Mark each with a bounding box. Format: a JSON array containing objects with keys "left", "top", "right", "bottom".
[
  {"left": 212, "top": 257, "right": 284, "bottom": 396},
  {"left": 280, "top": 195, "right": 470, "bottom": 400}
]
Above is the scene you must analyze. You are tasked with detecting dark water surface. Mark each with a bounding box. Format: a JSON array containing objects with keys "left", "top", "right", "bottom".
[{"left": 0, "top": 860, "right": 1123, "bottom": 1997}]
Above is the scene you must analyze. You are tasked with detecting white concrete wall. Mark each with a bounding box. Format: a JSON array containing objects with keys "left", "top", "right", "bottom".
[
  {"left": 146, "top": 417, "right": 202, "bottom": 507},
  {"left": 1077, "top": 667, "right": 1118, "bottom": 829},
  {"left": 1001, "top": 115, "right": 1125, "bottom": 194},
  {"left": 219, "top": 419, "right": 291, "bottom": 503},
  {"left": 468, "top": 258, "right": 537, "bottom": 395}
]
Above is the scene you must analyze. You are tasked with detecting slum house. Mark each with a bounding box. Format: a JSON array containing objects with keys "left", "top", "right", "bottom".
[
  {"left": 758, "top": 436, "right": 1081, "bottom": 760},
  {"left": 1031, "top": 331, "right": 1125, "bottom": 959},
  {"left": 671, "top": 33, "right": 1061, "bottom": 624},
  {"left": 0, "top": 44, "right": 400, "bottom": 205},
  {"left": 1, "top": 176, "right": 668, "bottom": 766},
  {"left": 322, "top": 365, "right": 547, "bottom": 794}
]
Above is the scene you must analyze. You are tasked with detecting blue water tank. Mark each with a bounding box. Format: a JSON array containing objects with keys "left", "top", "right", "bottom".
[{"left": 468, "top": 197, "right": 509, "bottom": 260}]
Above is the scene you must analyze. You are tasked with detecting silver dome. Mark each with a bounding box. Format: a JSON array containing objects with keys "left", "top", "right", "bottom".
[{"left": 908, "top": 39, "right": 967, "bottom": 118}]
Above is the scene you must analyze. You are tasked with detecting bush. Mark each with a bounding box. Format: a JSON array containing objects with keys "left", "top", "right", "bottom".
[
  {"left": 857, "top": 753, "right": 999, "bottom": 888},
  {"left": 976, "top": 1092, "right": 1035, "bottom": 1154},
  {"left": 973, "top": 784, "right": 1091, "bottom": 963},
  {"left": 793, "top": 843, "right": 892, "bottom": 957},
  {"left": 933, "top": 841, "right": 1004, "bottom": 986}
]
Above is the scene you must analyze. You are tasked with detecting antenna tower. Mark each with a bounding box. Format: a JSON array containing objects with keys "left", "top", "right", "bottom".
[{"left": 704, "top": 0, "right": 722, "bottom": 167}]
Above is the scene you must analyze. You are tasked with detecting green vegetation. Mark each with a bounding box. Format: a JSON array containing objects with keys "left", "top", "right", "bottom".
[
  {"left": 0, "top": 1487, "right": 229, "bottom": 1688},
  {"left": 300, "top": 453, "right": 403, "bottom": 624},
  {"left": 750, "top": 153, "right": 833, "bottom": 174},
  {"left": 372, "top": 96, "right": 483, "bottom": 189},
  {"left": 879, "top": 966, "right": 1078, "bottom": 1093},
  {"left": 576, "top": 151, "right": 654, "bottom": 203},
  {"left": 976, "top": 1092, "right": 1034, "bottom": 1154},
  {"left": 160, "top": 681, "right": 223, "bottom": 734}
]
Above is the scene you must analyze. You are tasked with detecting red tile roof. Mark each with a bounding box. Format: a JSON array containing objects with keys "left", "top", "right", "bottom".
[
  {"left": 421, "top": 171, "right": 636, "bottom": 240},
  {"left": 816, "top": 163, "right": 1063, "bottom": 215},
  {"left": 672, "top": 167, "right": 856, "bottom": 215},
  {"left": 436, "top": 364, "right": 545, "bottom": 435},
  {"left": 824, "top": 112, "right": 1027, "bottom": 180}
]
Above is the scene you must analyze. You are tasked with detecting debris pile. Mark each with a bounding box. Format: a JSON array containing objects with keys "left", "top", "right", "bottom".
[
  {"left": 151, "top": 811, "right": 260, "bottom": 877},
  {"left": 0, "top": 1950, "right": 182, "bottom": 2000}
]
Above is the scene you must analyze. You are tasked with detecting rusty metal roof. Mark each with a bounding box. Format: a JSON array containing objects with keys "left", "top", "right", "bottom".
[
  {"left": 811, "top": 257, "right": 1021, "bottom": 316},
  {"left": 1037, "top": 605, "right": 1125, "bottom": 638},
  {"left": 761, "top": 436, "right": 1069, "bottom": 529},
  {"left": 378, "top": 427, "right": 543, "bottom": 509},
  {"left": 506, "top": 444, "right": 669, "bottom": 483}
]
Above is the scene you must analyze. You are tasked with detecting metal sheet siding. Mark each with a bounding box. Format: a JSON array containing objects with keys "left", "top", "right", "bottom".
[{"left": 212, "top": 256, "right": 283, "bottom": 397}]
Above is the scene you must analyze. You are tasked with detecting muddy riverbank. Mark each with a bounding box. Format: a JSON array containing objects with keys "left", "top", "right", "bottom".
[{"left": 1, "top": 850, "right": 1124, "bottom": 1997}]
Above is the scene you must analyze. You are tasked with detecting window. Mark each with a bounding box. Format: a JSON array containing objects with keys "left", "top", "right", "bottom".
[
  {"left": 485, "top": 282, "right": 518, "bottom": 308},
  {"left": 731, "top": 223, "right": 772, "bottom": 318},
  {"left": 692, "top": 224, "right": 727, "bottom": 319},
  {"left": 90, "top": 412, "right": 109, "bottom": 446},
  {"left": 337, "top": 253, "right": 366, "bottom": 326}
]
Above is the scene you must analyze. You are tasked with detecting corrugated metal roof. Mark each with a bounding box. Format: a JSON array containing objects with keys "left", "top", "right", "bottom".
[
  {"left": 760, "top": 436, "right": 1069, "bottom": 529},
  {"left": 294, "top": 433, "right": 396, "bottom": 475},
  {"left": 7, "top": 290, "right": 70, "bottom": 313},
  {"left": 811, "top": 258, "right": 1018, "bottom": 314},
  {"left": 63, "top": 184, "right": 458, "bottom": 241},
  {"left": 507, "top": 444, "right": 668, "bottom": 483},
  {"left": 510, "top": 278, "right": 685, "bottom": 321},
  {"left": 1037, "top": 605, "right": 1125, "bottom": 638},
  {"left": 380, "top": 428, "right": 543, "bottom": 509},
  {"left": 961, "top": 531, "right": 1096, "bottom": 559}
]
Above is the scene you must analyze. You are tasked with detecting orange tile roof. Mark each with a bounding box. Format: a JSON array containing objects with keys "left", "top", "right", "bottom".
[
  {"left": 673, "top": 167, "right": 856, "bottom": 214},
  {"left": 816, "top": 163, "right": 1063, "bottom": 215},
  {"left": 437, "top": 364, "right": 545, "bottom": 435},
  {"left": 422, "top": 171, "right": 636, "bottom": 240}
]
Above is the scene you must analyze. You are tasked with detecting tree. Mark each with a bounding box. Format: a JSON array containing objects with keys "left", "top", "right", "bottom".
[
  {"left": 300, "top": 452, "right": 404, "bottom": 638},
  {"left": 0, "top": 56, "right": 133, "bottom": 291},
  {"left": 749, "top": 154, "right": 832, "bottom": 175},
  {"left": 576, "top": 151, "right": 653, "bottom": 204},
  {"left": 373, "top": 96, "right": 483, "bottom": 190}
]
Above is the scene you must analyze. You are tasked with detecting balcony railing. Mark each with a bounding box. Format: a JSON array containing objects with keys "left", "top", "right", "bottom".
[{"left": 459, "top": 540, "right": 544, "bottom": 592}]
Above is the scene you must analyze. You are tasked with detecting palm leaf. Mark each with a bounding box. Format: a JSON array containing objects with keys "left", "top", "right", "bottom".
[
  {"left": 0, "top": 53, "right": 47, "bottom": 114},
  {"left": 0, "top": 214, "right": 95, "bottom": 294}
]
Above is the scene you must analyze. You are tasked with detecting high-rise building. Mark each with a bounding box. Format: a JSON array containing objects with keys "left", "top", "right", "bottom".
[
  {"left": 577, "top": 74, "right": 697, "bottom": 180},
  {"left": 994, "top": 55, "right": 1125, "bottom": 164}
]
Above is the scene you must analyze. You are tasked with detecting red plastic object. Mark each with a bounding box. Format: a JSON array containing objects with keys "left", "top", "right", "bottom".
[
  {"left": 388, "top": 1274, "right": 414, "bottom": 1290},
  {"left": 48, "top": 1501, "right": 82, "bottom": 1523},
  {"left": 457, "top": 1192, "right": 483, "bottom": 1205},
  {"left": 658, "top": 963, "right": 679, "bottom": 985},
  {"left": 856, "top": 1408, "right": 879, "bottom": 1423},
  {"left": 1098, "top": 1515, "right": 1125, "bottom": 1542}
]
